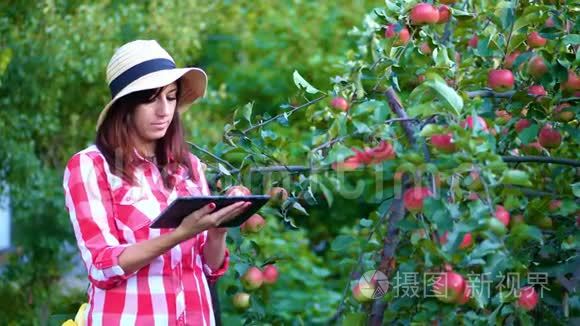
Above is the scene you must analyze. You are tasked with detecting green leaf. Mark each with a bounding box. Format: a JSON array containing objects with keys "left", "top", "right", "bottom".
[
  {"left": 396, "top": 217, "right": 419, "bottom": 231},
  {"left": 572, "top": 183, "right": 580, "bottom": 198},
  {"left": 331, "top": 235, "right": 356, "bottom": 252},
  {"left": 406, "top": 102, "right": 433, "bottom": 118},
  {"left": 321, "top": 143, "right": 354, "bottom": 165},
  {"left": 509, "top": 224, "right": 543, "bottom": 245},
  {"left": 343, "top": 312, "right": 366, "bottom": 326},
  {"left": 562, "top": 34, "right": 580, "bottom": 45},
  {"left": 432, "top": 47, "right": 453, "bottom": 67},
  {"left": 242, "top": 102, "right": 253, "bottom": 123},
  {"left": 422, "top": 77, "right": 463, "bottom": 115},
  {"left": 217, "top": 163, "right": 231, "bottom": 176},
  {"left": 499, "top": 169, "right": 533, "bottom": 187},
  {"left": 359, "top": 218, "right": 373, "bottom": 228},
  {"left": 318, "top": 179, "right": 334, "bottom": 207},
  {"left": 423, "top": 198, "right": 452, "bottom": 232},
  {"left": 419, "top": 124, "right": 443, "bottom": 137},
  {"left": 292, "top": 70, "right": 320, "bottom": 94},
  {"left": 290, "top": 201, "right": 309, "bottom": 216},
  {"left": 517, "top": 124, "right": 539, "bottom": 144},
  {"left": 353, "top": 120, "right": 372, "bottom": 134}
]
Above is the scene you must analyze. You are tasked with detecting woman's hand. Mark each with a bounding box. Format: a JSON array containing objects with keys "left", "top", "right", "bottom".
[{"left": 173, "top": 201, "right": 251, "bottom": 241}]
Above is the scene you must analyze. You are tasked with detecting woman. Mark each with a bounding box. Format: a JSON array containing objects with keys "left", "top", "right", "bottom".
[{"left": 63, "top": 40, "right": 249, "bottom": 325}]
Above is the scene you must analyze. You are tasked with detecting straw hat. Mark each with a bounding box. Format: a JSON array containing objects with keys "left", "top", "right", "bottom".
[{"left": 96, "top": 40, "right": 207, "bottom": 130}]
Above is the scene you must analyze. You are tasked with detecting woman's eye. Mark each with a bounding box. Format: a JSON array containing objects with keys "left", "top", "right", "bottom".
[{"left": 167, "top": 97, "right": 177, "bottom": 101}]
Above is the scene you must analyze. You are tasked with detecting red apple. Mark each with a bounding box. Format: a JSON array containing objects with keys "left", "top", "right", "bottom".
[
  {"left": 440, "top": 232, "right": 474, "bottom": 249},
  {"left": 331, "top": 97, "right": 349, "bottom": 111},
  {"left": 467, "top": 192, "right": 480, "bottom": 201},
  {"left": 420, "top": 42, "right": 432, "bottom": 55},
  {"left": 241, "top": 267, "right": 263, "bottom": 290},
  {"left": 226, "top": 185, "right": 252, "bottom": 196},
  {"left": 515, "top": 119, "right": 532, "bottom": 133},
  {"left": 457, "top": 281, "right": 472, "bottom": 305},
  {"left": 517, "top": 286, "right": 539, "bottom": 311},
  {"left": 366, "top": 140, "right": 396, "bottom": 164},
  {"left": 240, "top": 214, "right": 266, "bottom": 234},
  {"left": 561, "top": 70, "right": 580, "bottom": 93},
  {"left": 268, "top": 187, "right": 289, "bottom": 205},
  {"left": 538, "top": 124, "right": 562, "bottom": 148},
  {"left": 527, "top": 31, "right": 547, "bottom": 48},
  {"left": 332, "top": 156, "right": 362, "bottom": 171},
  {"left": 521, "top": 141, "right": 544, "bottom": 155},
  {"left": 438, "top": 5, "right": 451, "bottom": 23},
  {"left": 403, "top": 187, "right": 432, "bottom": 213},
  {"left": 430, "top": 133, "right": 456, "bottom": 153},
  {"left": 468, "top": 34, "right": 478, "bottom": 48},
  {"left": 553, "top": 103, "right": 575, "bottom": 122},
  {"left": 549, "top": 200, "right": 561, "bottom": 212},
  {"left": 461, "top": 116, "right": 489, "bottom": 132},
  {"left": 385, "top": 24, "right": 410, "bottom": 46},
  {"left": 495, "top": 109, "right": 512, "bottom": 124},
  {"left": 410, "top": 3, "right": 440, "bottom": 25},
  {"left": 545, "top": 17, "right": 555, "bottom": 28},
  {"left": 488, "top": 69, "right": 515, "bottom": 92},
  {"left": 495, "top": 205, "right": 510, "bottom": 227},
  {"left": 504, "top": 51, "right": 522, "bottom": 70},
  {"left": 232, "top": 292, "right": 251, "bottom": 310},
  {"left": 352, "top": 282, "right": 374, "bottom": 303},
  {"left": 527, "top": 56, "right": 548, "bottom": 79},
  {"left": 262, "top": 264, "right": 279, "bottom": 284},
  {"left": 433, "top": 271, "right": 466, "bottom": 303},
  {"left": 460, "top": 233, "right": 474, "bottom": 249},
  {"left": 528, "top": 85, "right": 547, "bottom": 98}
]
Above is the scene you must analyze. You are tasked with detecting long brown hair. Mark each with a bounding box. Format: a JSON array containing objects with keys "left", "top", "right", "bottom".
[{"left": 95, "top": 82, "right": 198, "bottom": 189}]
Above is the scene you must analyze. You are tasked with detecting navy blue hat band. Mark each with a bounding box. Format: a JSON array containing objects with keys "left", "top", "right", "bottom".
[{"left": 109, "top": 58, "right": 176, "bottom": 98}]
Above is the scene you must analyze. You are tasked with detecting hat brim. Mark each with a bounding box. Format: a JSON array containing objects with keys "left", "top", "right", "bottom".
[{"left": 96, "top": 67, "right": 207, "bottom": 131}]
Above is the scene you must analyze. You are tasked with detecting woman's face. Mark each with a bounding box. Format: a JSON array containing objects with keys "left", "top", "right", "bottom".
[{"left": 131, "top": 83, "right": 178, "bottom": 143}]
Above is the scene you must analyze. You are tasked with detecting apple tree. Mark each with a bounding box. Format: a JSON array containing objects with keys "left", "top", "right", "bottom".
[{"left": 201, "top": 0, "right": 579, "bottom": 324}]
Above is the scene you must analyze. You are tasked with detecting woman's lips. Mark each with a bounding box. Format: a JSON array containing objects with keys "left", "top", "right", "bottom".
[{"left": 151, "top": 122, "right": 169, "bottom": 129}]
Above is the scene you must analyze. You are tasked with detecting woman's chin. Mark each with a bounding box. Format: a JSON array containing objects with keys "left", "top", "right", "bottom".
[{"left": 146, "top": 129, "right": 168, "bottom": 140}]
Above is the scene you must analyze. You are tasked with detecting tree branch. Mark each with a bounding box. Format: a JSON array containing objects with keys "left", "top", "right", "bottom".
[
  {"left": 384, "top": 87, "right": 415, "bottom": 145},
  {"left": 502, "top": 155, "right": 580, "bottom": 167},
  {"left": 242, "top": 95, "right": 327, "bottom": 133},
  {"left": 204, "top": 154, "right": 579, "bottom": 180},
  {"left": 466, "top": 89, "right": 516, "bottom": 98},
  {"left": 187, "top": 141, "right": 237, "bottom": 170},
  {"left": 368, "top": 87, "right": 419, "bottom": 325},
  {"left": 502, "top": 0, "right": 519, "bottom": 65}
]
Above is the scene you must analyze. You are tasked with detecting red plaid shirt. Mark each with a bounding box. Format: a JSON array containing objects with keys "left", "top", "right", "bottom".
[{"left": 63, "top": 145, "right": 229, "bottom": 325}]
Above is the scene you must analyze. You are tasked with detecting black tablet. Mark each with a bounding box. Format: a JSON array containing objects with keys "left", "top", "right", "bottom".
[{"left": 150, "top": 195, "right": 271, "bottom": 229}]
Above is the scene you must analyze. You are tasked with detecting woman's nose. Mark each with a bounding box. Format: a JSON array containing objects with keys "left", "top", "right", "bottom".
[{"left": 156, "top": 98, "right": 172, "bottom": 116}]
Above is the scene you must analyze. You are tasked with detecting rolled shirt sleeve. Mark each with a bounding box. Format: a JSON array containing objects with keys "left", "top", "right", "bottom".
[
  {"left": 197, "top": 231, "right": 230, "bottom": 283},
  {"left": 63, "top": 152, "right": 134, "bottom": 289}
]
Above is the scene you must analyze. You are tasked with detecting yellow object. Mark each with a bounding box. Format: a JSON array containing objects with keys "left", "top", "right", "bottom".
[
  {"left": 62, "top": 320, "right": 76, "bottom": 326},
  {"left": 74, "top": 303, "right": 88, "bottom": 326}
]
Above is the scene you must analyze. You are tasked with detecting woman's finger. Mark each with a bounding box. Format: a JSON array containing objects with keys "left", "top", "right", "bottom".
[
  {"left": 216, "top": 203, "right": 251, "bottom": 224},
  {"left": 210, "top": 201, "right": 248, "bottom": 219},
  {"left": 193, "top": 202, "right": 217, "bottom": 218}
]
